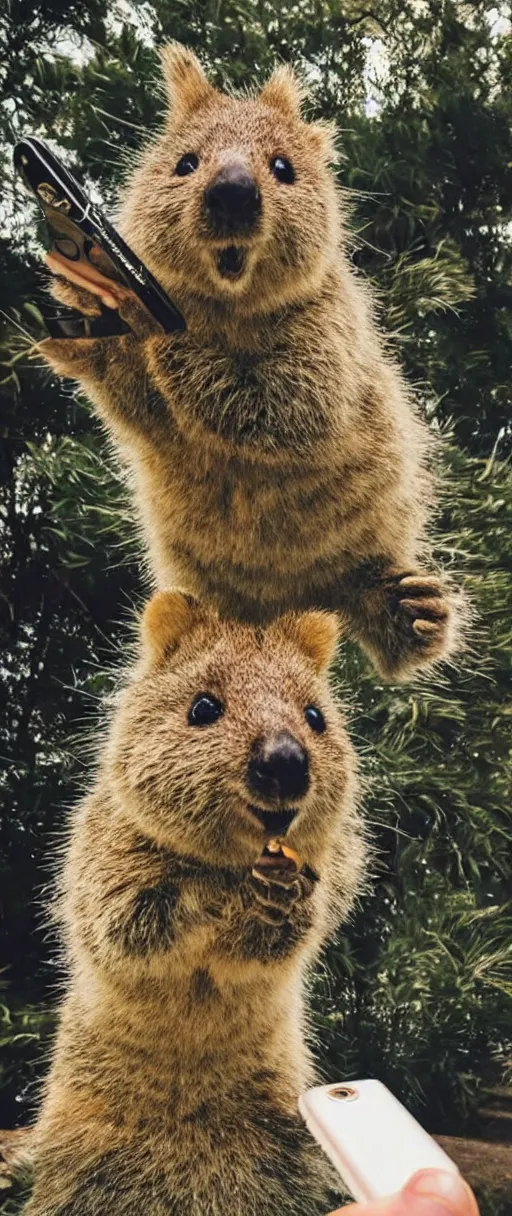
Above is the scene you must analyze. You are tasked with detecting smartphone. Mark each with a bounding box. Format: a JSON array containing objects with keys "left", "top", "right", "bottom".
[
  {"left": 13, "top": 136, "right": 186, "bottom": 339},
  {"left": 299, "top": 1079, "right": 459, "bottom": 1203}
]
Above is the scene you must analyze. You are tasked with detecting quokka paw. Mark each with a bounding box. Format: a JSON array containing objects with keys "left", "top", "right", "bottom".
[
  {"left": 248, "top": 864, "right": 314, "bottom": 926},
  {"left": 33, "top": 336, "right": 108, "bottom": 380},
  {"left": 383, "top": 571, "right": 461, "bottom": 677}
]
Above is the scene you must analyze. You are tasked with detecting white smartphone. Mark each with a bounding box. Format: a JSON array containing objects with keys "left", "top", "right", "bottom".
[{"left": 298, "top": 1079, "right": 459, "bottom": 1204}]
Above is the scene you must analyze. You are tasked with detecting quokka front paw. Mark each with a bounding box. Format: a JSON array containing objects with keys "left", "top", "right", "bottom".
[
  {"left": 249, "top": 857, "right": 315, "bottom": 926},
  {"left": 34, "top": 335, "right": 109, "bottom": 381},
  {"left": 379, "top": 570, "right": 462, "bottom": 679},
  {"left": 34, "top": 280, "right": 154, "bottom": 380}
]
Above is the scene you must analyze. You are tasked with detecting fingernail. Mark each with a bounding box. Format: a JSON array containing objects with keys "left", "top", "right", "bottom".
[
  {"left": 101, "top": 294, "right": 119, "bottom": 310},
  {"left": 405, "top": 1169, "right": 477, "bottom": 1216}
]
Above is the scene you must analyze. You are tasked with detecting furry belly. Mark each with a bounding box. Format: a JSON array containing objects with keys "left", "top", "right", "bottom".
[
  {"left": 30, "top": 1095, "right": 339, "bottom": 1216},
  {"left": 137, "top": 450, "right": 401, "bottom": 614}
]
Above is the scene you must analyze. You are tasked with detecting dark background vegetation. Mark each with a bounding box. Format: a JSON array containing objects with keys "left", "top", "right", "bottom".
[{"left": 0, "top": 0, "right": 510, "bottom": 1183}]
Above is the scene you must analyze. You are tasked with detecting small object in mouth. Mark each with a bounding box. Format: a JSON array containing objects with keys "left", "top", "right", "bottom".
[
  {"left": 274, "top": 839, "right": 303, "bottom": 870},
  {"left": 217, "top": 246, "right": 245, "bottom": 279},
  {"left": 253, "top": 838, "right": 303, "bottom": 875}
]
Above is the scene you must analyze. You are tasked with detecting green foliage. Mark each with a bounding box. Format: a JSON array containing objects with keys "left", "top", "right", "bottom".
[
  {"left": 0, "top": 981, "right": 55, "bottom": 1128},
  {"left": 0, "top": 0, "right": 510, "bottom": 1178}
]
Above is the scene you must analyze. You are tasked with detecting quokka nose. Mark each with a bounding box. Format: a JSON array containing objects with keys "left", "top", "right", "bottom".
[
  {"left": 246, "top": 732, "right": 309, "bottom": 803},
  {"left": 204, "top": 165, "right": 261, "bottom": 234}
]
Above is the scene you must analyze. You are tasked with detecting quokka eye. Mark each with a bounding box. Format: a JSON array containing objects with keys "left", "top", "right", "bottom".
[
  {"left": 270, "top": 155, "right": 295, "bottom": 184},
  {"left": 175, "top": 153, "right": 199, "bottom": 177},
  {"left": 304, "top": 705, "right": 326, "bottom": 734},
  {"left": 188, "top": 693, "right": 224, "bottom": 727}
]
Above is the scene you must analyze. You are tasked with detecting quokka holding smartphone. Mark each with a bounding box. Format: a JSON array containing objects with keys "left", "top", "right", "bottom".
[{"left": 21, "top": 43, "right": 464, "bottom": 682}]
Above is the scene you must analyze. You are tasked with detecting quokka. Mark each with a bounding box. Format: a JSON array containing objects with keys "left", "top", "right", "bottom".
[
  {"left": 24, "top": 593, "right": 364, "bottom": 1215},
  {"left": 40, "top": 43, "right": 463, "bottom": 679}
]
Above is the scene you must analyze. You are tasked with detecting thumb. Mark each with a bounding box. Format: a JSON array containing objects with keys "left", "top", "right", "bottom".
[{"left": 329, "top": 1168, "right": 479, "bottom": 1216}]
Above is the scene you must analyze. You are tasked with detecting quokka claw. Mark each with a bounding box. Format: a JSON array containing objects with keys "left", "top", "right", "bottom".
[
  {"left": 383, "top": 570, "right": 460, "bottom": 669},
  {"left": 399, "top": 596, "right": 449, "bottom": 621},
  {"left": 392, "top": 574, "right": 444, "bottom": 597},
  {"left": 412, "top": 618, "right": 441, "bottom": 637}
]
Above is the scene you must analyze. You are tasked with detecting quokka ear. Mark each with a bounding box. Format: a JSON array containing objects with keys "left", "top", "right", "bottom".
[
  {"left": 276, "top": 611, "right": 342, "bottom": 674},
  {"left": 259, "top": 64, "right": 306, "bottom": 120},
  {"left": 307, "top": 119, "right": 339, "bottom": 164},
  {"left": 141, "top": 590, "right": 202, "bottom": 663},
  {"left": 160, "top": 43, "right": 214, "bottom": 124}
]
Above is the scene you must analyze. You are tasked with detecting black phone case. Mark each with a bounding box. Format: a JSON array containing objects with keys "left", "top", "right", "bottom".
[{"left": 13, "top": 137, "right": 186, "bottom": 339}]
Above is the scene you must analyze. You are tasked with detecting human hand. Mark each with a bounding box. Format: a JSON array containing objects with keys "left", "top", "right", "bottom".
[{"left": 329, "top": 1168, "right": 479, "bottom": 1216}]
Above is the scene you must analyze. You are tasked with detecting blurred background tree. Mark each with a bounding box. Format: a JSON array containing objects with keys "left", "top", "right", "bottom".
[{"left": 0, "top": 0, "right": 510, "bottom": 1179}]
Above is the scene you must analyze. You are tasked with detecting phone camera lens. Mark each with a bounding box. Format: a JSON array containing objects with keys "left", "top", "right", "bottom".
[
  {"left": 54, "top": 238, "right": 80, "bottom": 262},
  {"left": 327, "top": 1085, "right": 359, "bottom": 1102}
]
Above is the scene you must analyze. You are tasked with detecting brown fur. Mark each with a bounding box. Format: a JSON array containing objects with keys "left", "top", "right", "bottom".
[
  {"left": 24, "top": 593, "right": 364, "bottom": 1215},
  {"left": 37, "top": 44, "right": 463, "bottom": 680}
]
